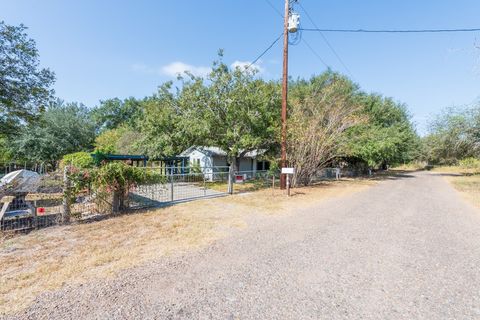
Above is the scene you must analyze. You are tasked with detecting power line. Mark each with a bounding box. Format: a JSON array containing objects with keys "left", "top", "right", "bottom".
[
  {"left": 298, "top": 3, "right": 355, "bottom": 79},
  {"left": 246, "top": 34, "right": 283, "bottom": 70},
  {"left": 263, "top": 0, "right": 284, "bottom": 18},
  {"left": 302, "top": 37, "right": 330, "bottom": 69},
  {"left": 300, "top": 27, "right": 480, "bottom": 33}
]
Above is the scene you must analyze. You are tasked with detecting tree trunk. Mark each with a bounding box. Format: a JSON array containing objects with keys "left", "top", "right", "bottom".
[
  {"left": 228, "top": 164, "right": 234, "bottom": 194},
  {"left": 227, "top": 156, "right": 240, "bottom": 194},
  {"left": 112, "top": 189, "right": 128, "bottom": 214},
  {"left": 112, "top": 191, "right": 121, "bottom": 214},
  {"left": 235, "top": 157, "right": 240, "bottom": 173}
]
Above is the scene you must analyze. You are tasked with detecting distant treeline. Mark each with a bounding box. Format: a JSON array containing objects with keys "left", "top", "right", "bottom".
[{"left": 420, "top": 104, "right": 480, "bottom": 165}]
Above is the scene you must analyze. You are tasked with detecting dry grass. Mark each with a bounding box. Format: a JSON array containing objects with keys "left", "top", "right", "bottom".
[
  {"left": 392, "top": 163, "right": 426, "bottom": 171},
  {"left": 432, "top": 166, "right": 480, "bottom": 208},
  {"left": 445, "top": 174, "right": 480, "bottom": 208},
  {"left": 431, "top": 165, "right": 480, "bottom": 175},
  {"left": 207, "top": 179, "right": 275, "bottom": 193},
  {"left": 0, "top": 178, "right": 373, "bottom": 315}
]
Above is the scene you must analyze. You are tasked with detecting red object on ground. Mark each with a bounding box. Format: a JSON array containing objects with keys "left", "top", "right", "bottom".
[
  {"left": 37, "top": 207, "right": 46, "bottom": 215},
  {"left": 235, "top": 175, "right": 244, "bottom": 183}
]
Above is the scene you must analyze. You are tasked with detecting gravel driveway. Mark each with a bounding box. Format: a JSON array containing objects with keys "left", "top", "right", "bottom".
[{"left": 8, "top": 171, "right": 480, "bottom": 319}]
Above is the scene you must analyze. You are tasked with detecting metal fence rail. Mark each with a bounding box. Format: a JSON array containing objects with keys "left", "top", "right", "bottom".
[
  {"left": 1, "top": 166, "right": 353, "bottom": 233},
  {"left": 0, "top": 194, "right": 63, "bottom": 232},
  {"left": 130, "top": 169, "right": 230, "bottom": 208},
  {"left": 1, "top": 215, "right": 59, "bottom": 232}
]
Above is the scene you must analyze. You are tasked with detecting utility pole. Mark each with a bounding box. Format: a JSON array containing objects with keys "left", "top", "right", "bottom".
[{"left": 280, "top": 0, "right": 290, "bottom": 190}]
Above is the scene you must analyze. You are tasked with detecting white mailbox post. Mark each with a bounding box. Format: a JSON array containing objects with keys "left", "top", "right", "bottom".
[{"left": 281, "top": 167, "right": 295, "bottom": 196}]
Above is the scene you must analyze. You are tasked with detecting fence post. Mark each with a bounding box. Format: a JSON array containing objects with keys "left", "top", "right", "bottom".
[
  {"left": 33, "top": 200, "right": 38, "bottom": 229},
  {"left": 227, "top": 165, "right": 234, "bottom": 195},
  {"left": 203, "top": 173, "right": 207, "bottom": 196},
  {"left": 170, "top": 170, "right": 174, "bottom": 202},
  {"left": 61, "top": 166, "right": 71, "bottom": 224}
]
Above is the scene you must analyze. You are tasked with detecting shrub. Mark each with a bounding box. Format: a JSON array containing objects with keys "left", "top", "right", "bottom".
[
  {"left": 93, "top": 162, "right": 143, "bottom": 189},
  {"left": 91, "top": 162, "right": 153, "bottom": 213},
  {"left": 61, "top": 152, "right": 94, "bottom": 169},
  {"left": 91, "top": 150, "right": 108, "bottom": 167},
  {"left": 190, "top": 162, "right": 202, "bottom": 174},
  {"left": 459, "top": 157, "right": 480, "bottom": 169}
]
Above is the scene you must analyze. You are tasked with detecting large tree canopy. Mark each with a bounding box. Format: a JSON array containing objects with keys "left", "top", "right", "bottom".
[
  {"left": 287, "top": 72, "right": 364, "bottom": 185},
  {"left": 91, "top": 97, "right": 142, "bottom": 131},
  {"left": 12, "top": 100, "right": 96, "bottom": 164},
  {"left": 342, "top": 94, "right": 419, "bottom": 168},
  {"left": 95, "top": 125, "right": 143, "bottom": 155},
  {"left": 139, "top": 84, "right": 191, "bottom": 158},
  {"left": 421, "top": 106, "right": 480, "bottom": 164},
  {"left": 139, "top": 55, "right": 281, "bottom": 164},
  {"left": 179, "top": 59, "right": 281, "bottom": 166},
  {"left": 0, "top": 21, "right": 55, "bottom": 135}
]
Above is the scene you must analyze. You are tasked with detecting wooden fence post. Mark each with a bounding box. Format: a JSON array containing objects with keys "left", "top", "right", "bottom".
[{"left": 61, "top": 166, "right": 71, "bottom": 224}]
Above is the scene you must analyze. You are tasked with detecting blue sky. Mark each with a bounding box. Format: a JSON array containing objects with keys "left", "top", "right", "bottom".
[{"left": 2, "top": 0, "right": 480, "bottom": 134}]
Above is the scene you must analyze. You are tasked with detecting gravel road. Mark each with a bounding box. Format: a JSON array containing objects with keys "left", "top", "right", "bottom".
[{"left": 8, "top": 171, "right": 480, "bottom": 319}]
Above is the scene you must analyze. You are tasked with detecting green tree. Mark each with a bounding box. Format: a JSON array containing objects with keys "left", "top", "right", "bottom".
[
  {"left": 0, "top": 21, "right": 55, "bottom": 135},
  {"left": 178, "top": 56, "right": 281, "bottom": 172},
  {"left": 12, "top": 100, "right": 96, "bottom": 165},
  {"left": 0, "top": 136, "right": 13, "bottom": 164},
  {"left": 287, "top": 72, "right": 365, "bottom": 185},
  {"left": 343, "top": 94, "right": 418, "bottom": 168},
  {"left": 95, "top": 125, "right": 143, "bottom": 154},
  {"left": 421, "top": 106, "right": 480, "bottom": 164},
  {"left": 91, "top": 97, "right": 142, "bottom": 131},
  {"left": 138, "top": 84, "right": 189, "bottom": 157},
  {"left": 61, "top": 151, "right": 95, "bottom": 169},
  {"left": 140, "top": 54, "right": 281, "bottom": 167}
]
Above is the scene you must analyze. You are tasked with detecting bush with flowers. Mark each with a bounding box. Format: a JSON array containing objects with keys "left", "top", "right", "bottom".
[
  {"left": 90, "top": 162, "right": 167, "bottom": 213},
  {"left": 64, "top": 160, "right": 168, "bottom": 215}
]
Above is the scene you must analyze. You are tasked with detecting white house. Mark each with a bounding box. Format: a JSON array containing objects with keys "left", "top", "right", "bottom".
[{"left": 179, "top": 146, "right": 270, "bottom": 180}]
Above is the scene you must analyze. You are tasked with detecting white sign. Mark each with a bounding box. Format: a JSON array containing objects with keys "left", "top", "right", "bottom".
[{"left": 281, "top": 167, "right": 295, "bottom": 174}]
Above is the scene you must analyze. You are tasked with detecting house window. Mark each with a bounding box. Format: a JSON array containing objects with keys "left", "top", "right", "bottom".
[{"left": 256, "top": 161, "right": 270, "bottom": 171}]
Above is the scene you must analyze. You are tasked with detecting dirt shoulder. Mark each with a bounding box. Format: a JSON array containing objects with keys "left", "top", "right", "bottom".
[
  {"left": 443, "top": 174, "right": 480, "bottom": 209},
  {"left": 429, "top": 166, "right": 480, "bottom": 209},
  {"left": 0, "top": 178, "right": 374, "bottom": 316}
]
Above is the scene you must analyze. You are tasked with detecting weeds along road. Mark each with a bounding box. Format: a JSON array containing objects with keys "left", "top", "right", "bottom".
[{"left": 11, "top": 171, "right": 480, "bottom": 319}]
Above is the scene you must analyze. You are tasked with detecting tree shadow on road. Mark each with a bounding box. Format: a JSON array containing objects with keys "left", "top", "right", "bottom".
[
  {"left": 365, "top": 170, "right": 417, "bottom": 181},
  {"left": 429, "top": 172, "right": 464, "bottom": 177}
]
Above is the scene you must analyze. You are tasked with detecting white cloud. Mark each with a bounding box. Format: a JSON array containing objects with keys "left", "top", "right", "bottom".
[
  {"left": 132, "top": 60, "right": 267, "bottom": 78},
  {"left": 230, "top": 60, "right": 265, "bottom": 74},
  {"left": 131, "top": 62, "right": 211, "bottom": 78},
  {"left": 161, "top": 62, "right": 211, "bottom": 78}
]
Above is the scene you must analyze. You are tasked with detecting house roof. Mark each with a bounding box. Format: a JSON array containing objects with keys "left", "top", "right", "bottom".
[
  {"left": 180, "top": 146, "right": 265, "bottom": 159},
  {"left": 180, "top": 146, "right": 226, "bottom": 157}
]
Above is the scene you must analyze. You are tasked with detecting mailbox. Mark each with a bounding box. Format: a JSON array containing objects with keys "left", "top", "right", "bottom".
[{"left": 281, "top": 167, "right": 295, "bottom": 175}]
